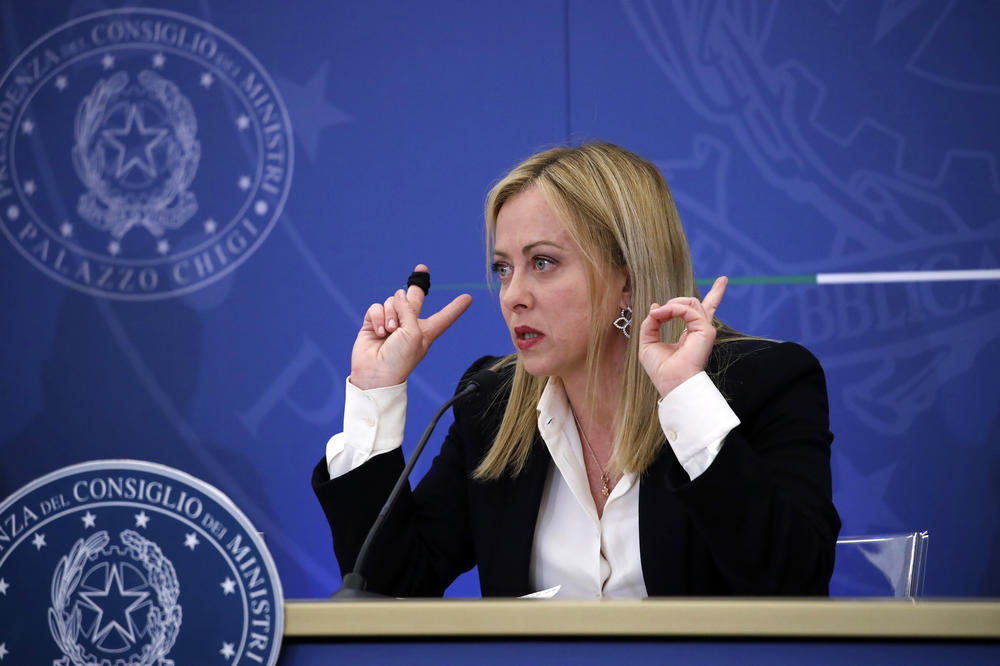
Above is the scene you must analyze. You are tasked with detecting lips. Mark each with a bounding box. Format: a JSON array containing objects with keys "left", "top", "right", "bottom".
[{"left": 514, "top": 325, "right": 544, "bottom": 351}]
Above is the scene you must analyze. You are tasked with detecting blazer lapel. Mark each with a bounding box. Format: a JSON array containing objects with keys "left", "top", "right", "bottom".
[{"left": 478, "top": 434, "right": 550, "bottom": 597}]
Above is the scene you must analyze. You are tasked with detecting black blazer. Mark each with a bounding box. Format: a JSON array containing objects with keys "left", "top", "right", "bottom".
[{"left": 312, "top": 338, "right": 841, "bottom": 597}]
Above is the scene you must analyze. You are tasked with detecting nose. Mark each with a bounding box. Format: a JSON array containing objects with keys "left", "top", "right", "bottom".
[{"left": 500, "top": 270, "right": 531, "bottom": 313}]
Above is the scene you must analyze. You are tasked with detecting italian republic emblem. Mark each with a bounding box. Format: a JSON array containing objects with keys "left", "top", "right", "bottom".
[
  {"left": 0, "top": 8, "right": 294, "bottom": 299},
  {"left": 0, "top": 460, "right": 283, "bottom": 665}
]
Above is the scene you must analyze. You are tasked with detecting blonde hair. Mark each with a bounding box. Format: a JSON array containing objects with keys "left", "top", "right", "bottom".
[{"left": 475, "top": 142, "right": 728, "bottom": 480}]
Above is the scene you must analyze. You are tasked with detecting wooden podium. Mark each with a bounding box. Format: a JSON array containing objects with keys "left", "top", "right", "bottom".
[{"left": 279, "top": 598, "right": 1000, "bottom": 664}]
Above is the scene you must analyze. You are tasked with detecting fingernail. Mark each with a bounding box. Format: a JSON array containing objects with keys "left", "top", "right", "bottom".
[
  {"left": 378, "top": 326, "right": 385, "bottom": 336},
  {"left": 388, "top": 319, "right": 396, "bottom": 329}
]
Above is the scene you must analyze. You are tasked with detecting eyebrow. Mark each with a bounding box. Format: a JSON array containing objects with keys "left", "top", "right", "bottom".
[{"left": 493, "top": 240, "right": 565, "bottom": 258}]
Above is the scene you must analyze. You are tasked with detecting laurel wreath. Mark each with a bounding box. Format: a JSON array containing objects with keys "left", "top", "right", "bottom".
[
  {"left": 48, "top": 531, "right": 109, "bottom": 666},
  {"left": 48, "top": 530, "right": 182, "bottom": 666},
  {"left": 121, "top": 529, "right": 182, "bottom": 666},
  {"left": 72, "top": 72, "right": 127, "bottom": 233},
  {"left": 73, "top": 69, "right": 201, "bottom": 239},
  {"left": 137, "top": 70, "right": 200, "bottom": 214}
]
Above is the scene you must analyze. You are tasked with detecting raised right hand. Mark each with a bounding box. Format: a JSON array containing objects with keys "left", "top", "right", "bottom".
[{"left": 350, "top": 264, "right": 473, "bottom": 390}]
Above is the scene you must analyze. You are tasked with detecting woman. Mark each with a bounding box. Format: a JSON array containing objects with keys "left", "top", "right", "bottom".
[{"left": 312, "top": 142, "right": 840, "bottom": 597}]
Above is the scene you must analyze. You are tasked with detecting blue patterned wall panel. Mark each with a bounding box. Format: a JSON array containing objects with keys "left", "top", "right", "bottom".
[{"left": 0, "top": 1, "right": 997, "bottom": 599}]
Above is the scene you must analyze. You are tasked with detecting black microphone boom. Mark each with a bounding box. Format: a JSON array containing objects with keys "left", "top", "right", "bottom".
[{"left": 332, "top": 368, "right": 499, "bottom": 599}]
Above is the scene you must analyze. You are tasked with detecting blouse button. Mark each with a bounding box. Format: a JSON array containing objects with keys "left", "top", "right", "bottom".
[
  {"left": 666, "top": 429, "right": 678, "bottom": 442},
  {"left": 364, "top": 416, "right": 375, "bottom": 428}
]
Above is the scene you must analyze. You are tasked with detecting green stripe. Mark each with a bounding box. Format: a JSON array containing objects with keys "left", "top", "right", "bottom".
[
  {"left": 433, "top": 275, "right": 820, "bottom": 290},
  {"left": 395, "top": 275, "right": 821, "bottom": 292},
  {"left": 433, "top": 282, "right": 494, "bottom": 291}
]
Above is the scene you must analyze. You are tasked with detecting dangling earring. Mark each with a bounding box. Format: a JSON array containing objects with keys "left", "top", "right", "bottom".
[{"left": 613, "top": 306, "right": 632, "bottom": 339}]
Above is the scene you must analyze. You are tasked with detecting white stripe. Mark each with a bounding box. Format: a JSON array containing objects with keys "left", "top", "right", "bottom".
[{"left": 816, "top": 269, "right": 1000, "bottom": 284}]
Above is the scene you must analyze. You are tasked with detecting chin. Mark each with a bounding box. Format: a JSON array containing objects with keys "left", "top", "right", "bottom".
[{"left": 517, "top": 355, "right": 549, "bottom": 377}]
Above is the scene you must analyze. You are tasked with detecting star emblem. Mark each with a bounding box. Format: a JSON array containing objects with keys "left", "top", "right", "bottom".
[
  {"left": 184, "top": 532, "right": 200, "bottom": 550},
  {"left": 200, "top": 72, "right": 214, "bottom": 88},
  {"left": 82, "top": 511, "right": 97, "bottom": 528},
  {"left": 0, "top": 578, "right": 9, "bottom": 595},
  {"left": 6, "top": 205, "right": 19, "bottom": 220},
  {"left": 253, "top": 200, "right": 268, "bottom": 216},
  {"left": 55, "top": 75, "right": 68, "bottom": 91},
  {"left": 275, "top": 62, "right": 352, "bottom": 163},
  {"left": 32, "top": 533, "right": 46, "bottom": 550},
  {"left": 220, "top": 642, "right": 235, "bottom": 659},
  {"left": 220, "top": 577, "right": 236, "bottom": 595},
  {"left": 157, "top": 239, "right": 170, "bottom": 255},
  {"left": 23, "top": 180, "right": 36, "bottom": 195},
  {"left": 152, "top": 53, "right": 166, "bottom": 68},
  {"left": 101, "top": 104, "right": 168, "bottom": 179},
  {"left": 21, "top": 118, "right": 34, "bottom": 134},
  {"left": 237, "top": 175, "right": 251, "bottom": 191},
  {"left": 101, "top": 53, "right": 115, "bottom": 69},
  {"left": 235, "top": 114, "right": 250, "bottom": 130},
  {"left": 108, "top": 240, "right": 121, "bottom": 256},
  {"left": 0, "top": 642, "right": 7, "bottom": 660},
  {"left": 60, "top": 221, "right": 73, "bottom": 237},
  {"left": 833, "top": 452, "right": 901, "bottom": 533},
  {"left": 134, "top": 511, "right": 150, "bottom": 528},
  {"left": 77, "top": 563, "right": 151, "bottom": 647},
  {"left": 203, "top": 218, "right": 217, "bottom": 234}
]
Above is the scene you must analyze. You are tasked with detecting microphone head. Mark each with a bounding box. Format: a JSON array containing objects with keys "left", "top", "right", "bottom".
[{"left": 462, "top": 368, "right": 503, "bottom": 398}]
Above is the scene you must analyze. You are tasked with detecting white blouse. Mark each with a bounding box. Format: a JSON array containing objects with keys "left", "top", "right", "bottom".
[{"left": 325, "top": 371, "right": 739, "bottom": 598}]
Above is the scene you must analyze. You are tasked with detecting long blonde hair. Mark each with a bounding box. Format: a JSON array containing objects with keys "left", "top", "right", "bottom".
[{"left": 474, "top": 142, "right": 721, "bottom": 480}]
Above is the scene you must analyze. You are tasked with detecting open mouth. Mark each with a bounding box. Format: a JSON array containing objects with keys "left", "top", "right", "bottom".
[{"left": 514, "top": 326, "right": 544, "bottom": 350}]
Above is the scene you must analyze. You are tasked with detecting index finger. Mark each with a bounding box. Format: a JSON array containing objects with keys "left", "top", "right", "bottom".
[
  {"left": 701, "top": 276, "right": 728, "bottom": 319},
  {"left": 422, "top": 293, "right": 473, "bottom": 343},
  {"left": 406, "top": 263, "right": 430, "bottom": 316}
]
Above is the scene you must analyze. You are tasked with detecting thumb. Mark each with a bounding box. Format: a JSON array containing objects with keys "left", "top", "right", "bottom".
[{"left": 637, "top": 304, "right": 666, "bottom": 346}]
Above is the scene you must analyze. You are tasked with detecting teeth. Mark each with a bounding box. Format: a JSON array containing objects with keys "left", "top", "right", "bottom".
[{"left": 522, "top": 332, "right": 539, "bottom": 339}]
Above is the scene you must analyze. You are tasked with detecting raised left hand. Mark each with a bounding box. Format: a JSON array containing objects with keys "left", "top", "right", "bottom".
[{"left": 637, "top": 276, "right": 728, "bottom": 398}]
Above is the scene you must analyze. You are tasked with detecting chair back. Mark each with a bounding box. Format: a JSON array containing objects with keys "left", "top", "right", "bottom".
[{"left": 830, "top": 531, "right": 929, "bottom": 597}]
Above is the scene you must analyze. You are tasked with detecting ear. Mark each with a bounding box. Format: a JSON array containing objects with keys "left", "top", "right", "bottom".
[{"left": 619, "top": 270, "right": 632, "bottom": 310}]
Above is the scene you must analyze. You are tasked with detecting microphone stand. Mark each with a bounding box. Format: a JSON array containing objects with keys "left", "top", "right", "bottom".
[{"left": 331, "top": 380, "right": 480, "bottom": 599}]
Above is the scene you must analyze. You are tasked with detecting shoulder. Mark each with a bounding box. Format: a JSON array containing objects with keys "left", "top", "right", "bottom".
[
  {"left": 456, "top": 355, "right": 514, "bottom": 387},
  {"left": 455, "top": 355, "right": 515, "bottom": 400},
  {"left": 709, "top": 338, "right": 829, "bottom": 418},
  {"left": 710, "top": 337, "right": 823, "bottom": 378},
  {"left": 453, "top": 354, "right": 515, "bottom": 421}
]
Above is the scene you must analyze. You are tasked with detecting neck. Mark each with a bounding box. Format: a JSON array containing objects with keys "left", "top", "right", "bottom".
[{"left": 560, "top": 341, "right": 625, "bottom": 435}]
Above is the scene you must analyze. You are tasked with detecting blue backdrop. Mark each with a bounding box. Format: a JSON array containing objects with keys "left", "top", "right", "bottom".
[{"left": 1, "top": 0, "right": 998, "bottom": 599}]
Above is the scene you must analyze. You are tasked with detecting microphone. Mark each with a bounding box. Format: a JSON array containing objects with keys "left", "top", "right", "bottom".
[{"left": 332, "top": 368, "right": 501, "bottom": 599}]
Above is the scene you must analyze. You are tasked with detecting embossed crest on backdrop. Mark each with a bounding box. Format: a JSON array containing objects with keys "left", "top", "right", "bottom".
[
  {"left": 622, "top": 2, "right": 999, "bottom": 460},
  {"left": 0, "top": 8, "right": 293, "bottom": 299},
  {"left": 0, "top": 460, "right": 283, "bottom": 665}
]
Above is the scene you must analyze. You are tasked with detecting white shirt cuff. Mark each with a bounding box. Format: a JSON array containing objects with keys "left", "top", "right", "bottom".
[
  {"left": 325, "top": 378, "right": 407, "bottom": 479},
  {"left": 657, "top": 371, "right": 740, "bottom": 481}
]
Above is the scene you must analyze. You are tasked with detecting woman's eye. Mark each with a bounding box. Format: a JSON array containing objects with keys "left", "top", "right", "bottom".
[
  {"left": 533, "top": 257, "right": 555, "bottom": 271},
  {"left": 491, "top": 262, "right": 512, "bottom": 278}
]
